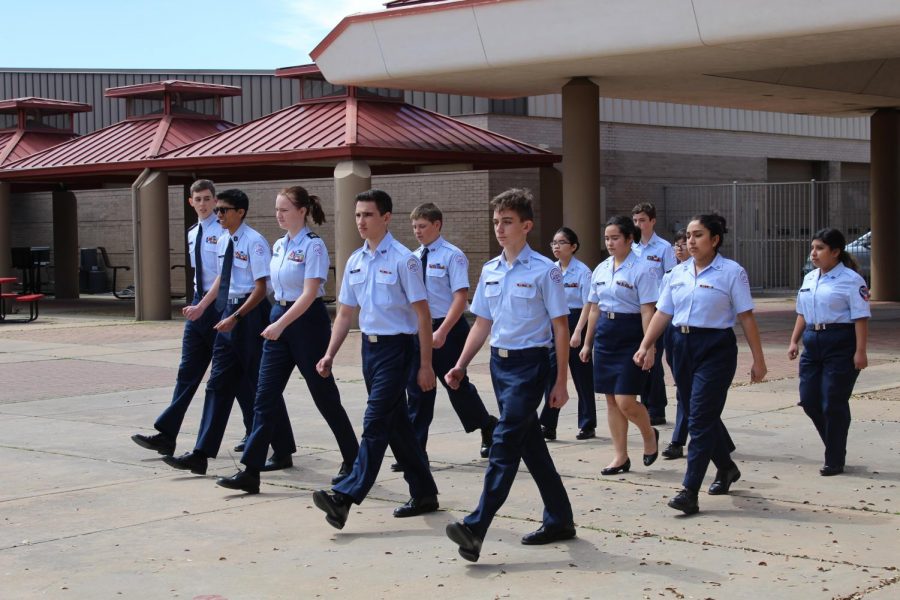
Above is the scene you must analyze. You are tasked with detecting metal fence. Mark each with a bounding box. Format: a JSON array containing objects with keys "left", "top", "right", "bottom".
[{"left": 662, "top": 180, "right": 870, "bottom": 290}]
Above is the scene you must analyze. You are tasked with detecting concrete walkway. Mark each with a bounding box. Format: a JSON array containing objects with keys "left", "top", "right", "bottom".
[{"left": 1, "top": 297, "right": 898, "bottom": 599}]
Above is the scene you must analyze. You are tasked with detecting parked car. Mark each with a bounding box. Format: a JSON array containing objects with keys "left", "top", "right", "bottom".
[{"left": 802, "top": 231, "right": 870, "bottom": 284}]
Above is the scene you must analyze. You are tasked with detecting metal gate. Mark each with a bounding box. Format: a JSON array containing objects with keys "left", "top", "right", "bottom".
[{"left": 662, "top": 180, "right": 870, "bottom": 290}]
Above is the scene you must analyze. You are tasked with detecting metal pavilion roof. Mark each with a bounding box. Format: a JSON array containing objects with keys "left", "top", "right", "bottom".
[
  {"left": 0, "top": 81, "right": 239, "bottom": 180},
  {"left": 0, "top": 97, "right": 92, "bottom": 167},
  {"left": 150, "top": 67, "right": 557, "bottom": 174}
]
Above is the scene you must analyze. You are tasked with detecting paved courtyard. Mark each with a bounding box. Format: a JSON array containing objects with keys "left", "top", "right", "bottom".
[{"left": 1, "top": 297, "right": 898, "bottom": 599}]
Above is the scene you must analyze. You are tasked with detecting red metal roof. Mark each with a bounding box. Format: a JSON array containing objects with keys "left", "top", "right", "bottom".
[
  {"left": 104, "top": 80, "right": 242, "bottom": 99},
  {"left": 0, "top": 130, "right": 80, "bottom": 167},
  {"left": 153, "top": 96, "right": 556, "bottom": 169},
  {"left": 0, "top": 97, "right": 92, "bottom": 115}
]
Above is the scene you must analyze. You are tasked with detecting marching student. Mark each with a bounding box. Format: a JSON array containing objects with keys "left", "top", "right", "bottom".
[
  {"left": 400, "top": 203, "right": 498, "bottom": 465},
  {"left": 216, "top": 186, "right": 359, "bottom": 494},
  {"left": 311, "top": 189, "right": 439, "bottom": 530},
  {"left": 131, "top": 179, "right": 252, "bottom": 456},
  {"left": 445, "top": 188, "right": 575, "bottom": 563},
  {"left": 163, "top": 189, "right": 286, "bottom": 475},
  {"left": 634, "top": 213, "right": 767, "bottom": 515},
  {"left": 788, "top": 228, "right": 870, "bottom": 477}
]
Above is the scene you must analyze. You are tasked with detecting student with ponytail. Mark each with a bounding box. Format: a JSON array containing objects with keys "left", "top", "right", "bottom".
[
  {"left": 216, "top": 186, "right": 359, "bottom": 494},
  {"left": 788, "top": 228, "right": 870, "bottom": 477}
]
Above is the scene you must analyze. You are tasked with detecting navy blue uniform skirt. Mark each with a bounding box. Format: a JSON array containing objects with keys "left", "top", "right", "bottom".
[{"left": 592, "top": 312, "right": 647, "bottom": 395}]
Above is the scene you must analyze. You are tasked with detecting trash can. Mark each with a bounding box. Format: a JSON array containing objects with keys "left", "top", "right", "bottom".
[{"left": 79, "top": 248, "right": 108, "bottom": 294}]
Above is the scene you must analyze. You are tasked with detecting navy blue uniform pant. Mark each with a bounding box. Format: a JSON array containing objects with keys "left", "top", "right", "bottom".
[
  {"left": 464, "top": 347, "right": 573, "bottom": 540},
  {"left": 799, "top": 325, "right": 858, "bottom": 468},
  {"left": 405, "top": 317, "right": 492, "bottom": 452},
  {"left": 333, "top": 334, "right": 437, "bottom": 503},
  {"left": 540, "top": 309, "right": 596, "bottom": 430},
  {"left": 664, "top": 324, "right": 687, "bottom": 445},
  {"left": 671, "top": 328, "right": 738, "bottom": 492},
  {"left": 155, "top": 292, "right": 252, "bottom": 441},
  {"left": 641, "top": 335, "right": 668, "bottom": 419},
  {"left": 242, "top": 300, "right": 359, "bottom": 470},
  {"left": 195, "top": 299, "right": 276, "bottom": 458}
]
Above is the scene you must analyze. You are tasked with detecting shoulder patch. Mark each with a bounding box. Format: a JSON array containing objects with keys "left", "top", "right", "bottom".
[
  {"left": 454, "top": 253, "right": 467, "bottom": 267},
  {"left": 549, "top": 266, "right": 563, "bottom": 284},
  {"left": 313, "top": 241, "right": 324, "bottom": 256},
  {"left": 253, "top": 242, "right": 266, "bottom": 257},
  {"left": 739, "top": 269, "right": 749, "bottom": 285},
  {"left": 859, "top": 285, "right": 870, "bottom": 301},
  {"left": 407, "top": 256, "right": 420, "bottom": 274}
]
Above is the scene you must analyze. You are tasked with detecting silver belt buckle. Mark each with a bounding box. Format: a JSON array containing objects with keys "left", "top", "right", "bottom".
[
  {"left": 279, "top": 300, "right": 289, "bottom": 307},
  {"left": 608, "top": 311, "right": 616, "bottom": 320},
  {"left": 499, "top": 348, "right": 509, "bottom": 358},
  {"left": 814, "top": 323, "right": 825, "bottom": 331},
  {"left": 680, "top": 325, "right": 690, "bottom": 334},
  {"left": 367, "top": 335, "right": 378, "bottom": 343}
]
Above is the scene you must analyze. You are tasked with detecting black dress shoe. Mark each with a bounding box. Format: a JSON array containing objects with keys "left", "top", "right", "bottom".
[
  {"left": 480, "top": 415, "right": 498, "bottom": 458},
  {"left": 650, "top": 415, "right": 667, "bottom": 426},
  {"left": 393, "top": 495, "right": 439, "bottom": 518},
  {"left": 708, "top": 464, "right": 741, "bottom": 495},
  {"left": 216, "top": 470, "right": 260, "bottom": 494},
  {"left": 521, "top": 524, "right": 576, "bottom": 545},
  {"left": 575, "top": 427, "right": 596, "bottom": 440},
  {"left": 661, "top": 442, "right": 684, "bottom": 460},
  {"left": 446, "top": 521, "right": 482, "bottom": 562},
  {"left": 643, "top": 428, "right": 660, "bottom": 466},
  {"left": 162, "top": 451, "right": 208, "bottom": 475},
  {"left": 542, "top": 426, "right": 557, "bottom": 441},
  {"left": 312, "top": 490, "right": 351, "bottom": 530},
  {"left": 819, "top": 465, "right": 844, "bottom": 476},
  {"left": 131, "top": 432, "right": 175, "bottom": 455},
  {"left": 260, "top": 454, "right": 293, "bottom": 472},
  {"left": 600, "top": 457, "right": 631, "bottom": 476},
  {"left": 390, "top": 462, "right": 404, "bottom": 472},
  {"left": 233, "top": 435, "right": 248, "bottom": 453},
  {"left": 331, "top": 462, "right": 351, "bottom": 485},
  {"left": 668, "top": 488, "right": 699, "bottom": 515}
]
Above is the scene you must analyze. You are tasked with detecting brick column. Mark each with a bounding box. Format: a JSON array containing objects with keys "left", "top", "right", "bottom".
[
  {"left": 334, "top": 160, "right": 371, "bottom": 297},
  {"left": 51, "top": 190, "right": 79, "bottom": 299},
  {"left": 132, "top": 170, "right": 171, "bottom": 320},
  {"left": 870, "top": 109, "right": 900, "bottom": 300}
]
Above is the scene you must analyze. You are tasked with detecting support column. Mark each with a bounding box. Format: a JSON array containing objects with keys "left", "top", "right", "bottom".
[
  {"left": 132, "top": 170, "right": 171, "bottom": 320},
  {"left": 333, "top": 160, "right": 371, "bottom": 297},
  {"left": 538, "top": 165, "right": 564, "bottom": 250},
  {"left": 51, "top": 190, "right": 79, "bottom": 299},
  {"left": 870, "top": 109, "right": 900, "bottom": 301},
  {"left": 182, "top": 184, "right": 196, "bottom": 300},
  {"left": 0, "top": 182, "right": 10, "bottom": 281},
  {"left": 562, "top": 78, "right": 602, "bottom": 266}
]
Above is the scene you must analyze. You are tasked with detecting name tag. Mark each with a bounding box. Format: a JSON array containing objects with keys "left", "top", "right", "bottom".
[
  {"left": 616, "top": 280, "right": 634, "bottom": 290},
  {"left": 350, "top": 268, "right": 361, "bottom": 274},
  {"left": 516, "top": 282, "right": 533, "bottom": 288},
  {"left": 699, "top": 283, "right": 714, "bottom": 290},
  {"left": 799, "top": 288, "right": 810, "bottom": 293},
  {"left": 379, "top": 269, "right": 393, "bottom": 275},
  {"left": 563, "top": 283, "right": 579, "bottom": 288},
  {"left": 485, "top": 280, "right": 500, "bottom": 286}
]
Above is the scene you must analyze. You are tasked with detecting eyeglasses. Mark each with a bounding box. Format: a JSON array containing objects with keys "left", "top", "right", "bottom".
[
  {"left": 549, "top": 241, "right": 572, "bottom": 247},
  {"left": 672, "top": 243, "right": 686, "bottom": 250},
  {"left": 213, "top": 206, "right": 238, "bottom": 215}
]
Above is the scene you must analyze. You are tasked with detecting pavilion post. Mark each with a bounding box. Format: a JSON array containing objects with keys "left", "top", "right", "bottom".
[
  {"left": 132, "top": 169, "right": 171, "bottom": 320},
  {"left": 539, "top": 165, "right": 564, "bottom": 251},
  {"left": 333, "top": 160, "right": 371, "bottom": 297},
  {"left": 562, "top": 77, "right": 602, "bottom": 267},
  {"left": 870, "top": 108, "right": 900, "bottom": 301},
  {"left": 51, "top": 190, "right": 80, "bottom": 299},
  {"left": 0, "top": 182, "right": 10, "bottom": 280}
]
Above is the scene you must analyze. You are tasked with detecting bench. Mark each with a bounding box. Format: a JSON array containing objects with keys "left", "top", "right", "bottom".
[{"left": 14, "top": 293, "right": 45, "bottom": 322}]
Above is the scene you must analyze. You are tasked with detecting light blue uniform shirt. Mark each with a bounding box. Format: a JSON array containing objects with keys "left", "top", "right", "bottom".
[
  {"left": 587, "top": 251, "right": 660, "bottom": 313},
  {"left": 187, "top": 213, "right": 223, "bottom": 296},
  {"left": 633, "top": 232, "right": 676, "bottom": 286},
  {"left": 338, "top": 232, "right": 428, "bottom": 335},
  {"left": 471, "top": 244, "right": 568, "bottom": 350},
  {"left": 657, "top": 253, "right": 755, "bottom": 329},
  {"left": 270, "top": 227, "right": 328, "bottom": 301},
  {"left": 216, "top": 222, "right": 271, "bottom": 298},
  {"left": 796, "top": 263, "right": 870, "bottom": 324},
  {"left": 559, "top": 257, "right": 592, "bottom": 310},
  {"left": 414, "top": 236, "right": 470, "bottom": 319}
]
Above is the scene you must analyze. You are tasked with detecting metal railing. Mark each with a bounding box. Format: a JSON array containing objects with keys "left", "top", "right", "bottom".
[{"left": 662, "top": 180, "right": 870, "bottom": 290}]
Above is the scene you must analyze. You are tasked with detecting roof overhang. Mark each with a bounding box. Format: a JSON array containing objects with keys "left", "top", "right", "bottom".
[{"left": 312, "top": 0, "right": 900, "bottom": 116}]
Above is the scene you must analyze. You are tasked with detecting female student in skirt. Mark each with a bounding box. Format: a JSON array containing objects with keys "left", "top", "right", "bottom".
[
  {"left": 581, "top": 216, "right": 661, "bottom": 475},
  {"left": 788, "top": 228, "right": 870, "bottom": 476},
  {"left": 634, "top": 213, "right": 767, "bottom": 515},
  {"left": 539, "top": 227, "right": 597, "bottom": 441}
]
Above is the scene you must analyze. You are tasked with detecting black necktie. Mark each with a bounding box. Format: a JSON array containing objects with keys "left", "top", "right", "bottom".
[
  {"left": 194, "top": 224, "right": 204, "bottom": 297},
  {"left": 215, "top": 237, "right": 234, "bottom": 312},
  {"left": 421, "top": 246, "right": 429, "bottom": 284}
]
